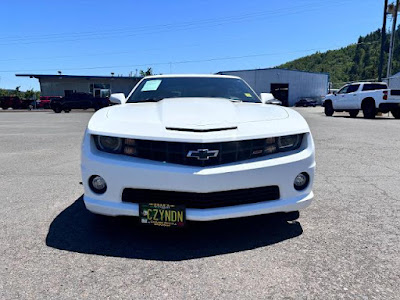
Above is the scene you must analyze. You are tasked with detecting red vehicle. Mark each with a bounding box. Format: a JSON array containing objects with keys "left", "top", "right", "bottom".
[
  {"left": 0, "top": 96, "right": 22, "bottom": 109},
  {"left": 37, "top": 96, "right": 61, "bottom": 109}
]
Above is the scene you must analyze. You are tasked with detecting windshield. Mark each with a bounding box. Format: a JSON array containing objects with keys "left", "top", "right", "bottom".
[{"left": 127, "top": 77, "right": 261, "bottom": 103}]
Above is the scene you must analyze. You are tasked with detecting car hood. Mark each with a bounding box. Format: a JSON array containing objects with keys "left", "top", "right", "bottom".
[
  {"left": 109, "top": 98, "right": 288, "bottom": 127},
  {"left": 88, "top": 98, "right": 310, "bottom": 142}
]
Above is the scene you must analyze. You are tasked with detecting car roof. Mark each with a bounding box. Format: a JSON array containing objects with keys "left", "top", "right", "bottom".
[
  {"left": 347, "top": 82, "right": 387, "bottom": 85},
  {"left": 143, "top": 74, "right": 241, "bottom": 80}
]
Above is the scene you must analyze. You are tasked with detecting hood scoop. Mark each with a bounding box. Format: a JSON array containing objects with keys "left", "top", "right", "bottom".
[{"left": 166, "top": 126, "right": 238, "bottom": 133}]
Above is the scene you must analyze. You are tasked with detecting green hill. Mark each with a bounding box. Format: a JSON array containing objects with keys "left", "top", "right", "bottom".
[{"left": 278, "top": 29, "right": 400, "bottom": 88}]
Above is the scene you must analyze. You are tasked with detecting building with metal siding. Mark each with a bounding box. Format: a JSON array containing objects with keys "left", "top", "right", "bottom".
[
  {"left": 15, "top": 74, "right": 142, "bottom": 98},
  {"left": 16, "top": 69, "right": 329, "bottom": 106},
  {"left": 386, "top": 72, "right": 400, "bottom": 89},
  {"left": 217, "top": 68, "right": 329, "bottom": 106}
]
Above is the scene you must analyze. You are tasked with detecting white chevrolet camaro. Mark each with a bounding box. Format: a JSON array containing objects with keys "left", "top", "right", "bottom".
[{"left": 81, "top": 74, "right": 315, "bottom": 227}]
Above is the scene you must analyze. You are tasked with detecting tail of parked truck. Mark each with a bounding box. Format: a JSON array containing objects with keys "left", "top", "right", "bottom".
[{"left": 323, "top": 82, "right": 400, "bottom": 119}]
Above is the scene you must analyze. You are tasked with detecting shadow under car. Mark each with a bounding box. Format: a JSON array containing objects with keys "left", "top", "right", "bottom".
[{"left": 46, "top": 196, "right": 303, "bottom": 261}]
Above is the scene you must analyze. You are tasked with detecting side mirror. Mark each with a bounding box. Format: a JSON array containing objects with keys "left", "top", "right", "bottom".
[
  {"left": 109, "top": 93, "right": 126, "bottom": 104},
  {"left": 260, "top": 92, "right": 275, "bottom": 104},
  {"left": 333, "top": 91, "right": 337, "bottom": 96}
]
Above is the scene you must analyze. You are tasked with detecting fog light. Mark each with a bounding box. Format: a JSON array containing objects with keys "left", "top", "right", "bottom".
[
  {"left": 89, "top": 175, "right": 107, "bottom": 194},
  {"left": 294, "top": 172, "right": 309, "bottom": 191}
]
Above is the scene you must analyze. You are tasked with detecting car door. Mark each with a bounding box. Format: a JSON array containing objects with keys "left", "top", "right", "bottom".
[
  {"left": 334, "top": 85, "right": 349, "bottom": 109},
  {"left": 67, "top": 95, "right": 79, "bottom": 109},
  {"left": 345, "top": 84, "right": 361, "bottom": 109}
]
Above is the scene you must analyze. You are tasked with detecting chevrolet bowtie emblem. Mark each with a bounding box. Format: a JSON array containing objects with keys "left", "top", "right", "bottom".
[{"left": 187, "top": 149, "right": 219, "bottom": 160}]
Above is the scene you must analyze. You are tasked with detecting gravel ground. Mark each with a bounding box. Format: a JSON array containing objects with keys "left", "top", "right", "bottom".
[{"left": 1, "top": 108, "right": 399, "bottom": 300}]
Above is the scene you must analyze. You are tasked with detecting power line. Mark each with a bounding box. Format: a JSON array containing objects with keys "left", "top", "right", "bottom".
[
  {"left": 0, "top": 31, "right": 380, "bottom": 65},
  {"left": 2, "top": 36, "right": 374, "bottom": 63},
  {"left": 1, "top": 41, "right": 379, "bottom": 74}
]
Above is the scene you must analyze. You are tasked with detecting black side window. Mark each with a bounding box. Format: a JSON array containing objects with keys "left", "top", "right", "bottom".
[
  {"left": 362, "top": 84, "right": 373, "bottom": 91},
  {"left": 362, "top": 84, "right": 387, "bottom": 91},
  {"left": 347, "top": 85, "right": 360, "bottom": 93}
]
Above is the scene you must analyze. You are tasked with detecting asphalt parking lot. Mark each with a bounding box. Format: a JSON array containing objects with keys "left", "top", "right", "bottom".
[{"left": 1, "top": 108, "right": 399, "bottom": 299}]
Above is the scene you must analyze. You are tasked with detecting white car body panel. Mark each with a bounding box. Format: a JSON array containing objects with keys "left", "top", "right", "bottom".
[
  {"left": 88, "top": 99, "right": 308, "bottom": 143},
  {"left": 81, "top": 75, "right": 315, "bottom": 222}
]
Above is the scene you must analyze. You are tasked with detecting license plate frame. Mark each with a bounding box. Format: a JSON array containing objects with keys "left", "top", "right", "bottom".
[{"left": 139, "top": 203, "right": 186, "bottom": 227}]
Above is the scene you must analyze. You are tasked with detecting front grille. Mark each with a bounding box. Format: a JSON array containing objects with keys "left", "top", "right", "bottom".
[
  {"left": 122, "top": 186, "right": 280, "bottom": 209},
  {"left": 130, "top": 136, "right": 301, "bottom": 167},
  {"left": 93, "top": 134, "right": 304, "bottom": 167}
]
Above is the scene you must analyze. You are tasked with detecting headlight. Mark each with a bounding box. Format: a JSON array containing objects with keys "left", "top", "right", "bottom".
[
  {"left": 95, "top": 135, "right": 123, "bottom": 153},
  {"left": 254, "top": 134, "right": 303, "bottom": 156},
  {"left": 94, "top": 135, "right": 137, "bottom": 155},
  {"left": 277, "top": 134, "right": 302, "bottom": 151}
]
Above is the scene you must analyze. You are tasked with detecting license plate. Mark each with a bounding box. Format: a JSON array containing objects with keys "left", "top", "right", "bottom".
[{"left": 139, "top": 203, "right": 186, "bottom": 227}]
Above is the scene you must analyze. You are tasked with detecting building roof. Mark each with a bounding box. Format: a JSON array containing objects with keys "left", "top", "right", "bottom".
[
  {"left": 217, "top": 67, "right": 329, "bottom": 76},
  {"left": 145, "top": 74, "right": 240, "bottom": 79},
  {"left": 15, "top": 74, "right": 142, "bottom": 80},
  {"left": 390, "top": 72, "right": 400, "bottom": 78},
  {"left": 16, "top": 73, "right": 240, "bottom": 80}
]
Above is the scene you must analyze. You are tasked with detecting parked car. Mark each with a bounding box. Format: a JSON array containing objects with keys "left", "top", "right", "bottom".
[
  {"left": 20, "top": 99, "right": 35, "bottom": 109},
  {"left": 50, "top": 92, "right": 109, "bottom": 113},
  {"left": 0, "top": 96, "right": 21, "bottom": 109},
  {"left": 295, "top": 98, "right": 317, "bottom": 107},
  {"left": 323, "top": 82, "right": 400, "bottom": 119},
  {"left": 81, "top": 74, "right": 315, "bottom": 227},
  {"left": 37, "top": 96, "right": 61, "bottom": 109},
  {"left": 0, "top": 96, "right": 36, "bottom": 110}
]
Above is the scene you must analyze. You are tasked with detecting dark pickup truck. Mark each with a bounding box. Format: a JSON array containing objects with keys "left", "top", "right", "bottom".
[{"left": 50, "top": 92, "right": 109, "bottom": 113}]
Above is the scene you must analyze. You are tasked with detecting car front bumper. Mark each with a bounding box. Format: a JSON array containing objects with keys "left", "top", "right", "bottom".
[{"left": 81, "top": 133, "right": 315, "bottom": 221}]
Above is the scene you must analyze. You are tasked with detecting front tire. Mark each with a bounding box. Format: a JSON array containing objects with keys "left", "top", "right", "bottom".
[
  {"left": 391, "top": 109, "right": 400, "bottom": 119},
  {"left": 324, "top": 101, "right": 334, "bottom": 116},
  {"left": 53, "top": 105, "right": 62, "bottom": 113}
]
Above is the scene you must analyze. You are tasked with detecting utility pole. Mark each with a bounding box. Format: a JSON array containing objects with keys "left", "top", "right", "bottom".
[
  {"left": 387, "top": 0, "right": 399, "bottom": 79},
  {"left": 378, "top": 0, "right": 388, "bottom": 81}
]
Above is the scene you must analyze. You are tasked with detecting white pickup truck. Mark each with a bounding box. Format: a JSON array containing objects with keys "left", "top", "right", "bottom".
[{"left": 323, "top": 82, "right": 400, "bottom": 119}]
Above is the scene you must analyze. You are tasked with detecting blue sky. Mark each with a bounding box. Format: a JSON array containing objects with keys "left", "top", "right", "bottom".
[{"left": 0, "top": 0, "right": 383, "bottom": 90}]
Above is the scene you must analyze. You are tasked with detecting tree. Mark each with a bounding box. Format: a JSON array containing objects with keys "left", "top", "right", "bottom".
[
  {"left": 14, "top": 86, "right": 22, "bottom": 98},
  {"left": 24, "top": 89, "right": 37, "bottom": 100},
  {"left": 0, "top": 89, "right": 9, "bottom": 97},
  {"left": 139, "top": 68, "right": 153, "bottom": 77},
  {"left": 277, "top": 28, "right": 393, "bottom": 87}
]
